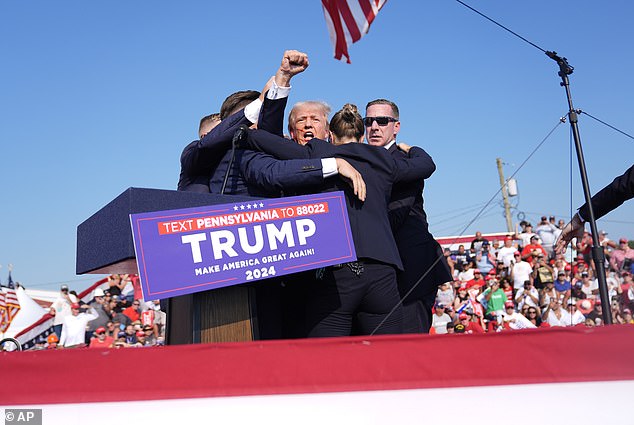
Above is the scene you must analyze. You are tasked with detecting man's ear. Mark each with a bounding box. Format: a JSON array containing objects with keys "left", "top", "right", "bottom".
[
  {"left": 358, "top": 133, "right": 365, "bottom": 144},
  {"left": 393, "top": 121, "right": 401, "bottom": 138}
]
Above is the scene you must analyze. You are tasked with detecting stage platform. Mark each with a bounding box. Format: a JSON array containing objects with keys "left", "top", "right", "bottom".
[{"left": 2, "top": 325, "right": 633, "bottom": 424}]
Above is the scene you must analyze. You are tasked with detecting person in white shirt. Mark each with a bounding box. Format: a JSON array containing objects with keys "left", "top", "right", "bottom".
[
  {"left": 497, "top": 236, "right": 517, "bottom": 268},
  {"left": 502, "top": 302, "right": 536, "bottom": 329},
  {"left": 511, "top": 251, "right": 533, "bottom": 290},
  {"left": 535, "top": 216, "right": 559, "bottom": 258},
  {"left": 515, "top": 280, "right": 540, "bottom": 311},
  {"left": 543, "top": 299, "right": 572, "bottom": 327},
  {"left": 430, "top": 303, "right": 453, "bottom": 334},
  {"left": 60, "top": 303, "right": 98, "bottom": 348},
  {"left": 566, "top": 301, "right": 586, "bottom": 325}
]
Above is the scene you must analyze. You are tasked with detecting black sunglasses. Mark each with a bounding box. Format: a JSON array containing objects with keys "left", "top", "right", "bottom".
[{"left": 363, "top": 116, "right": 397, "bottom": 127}]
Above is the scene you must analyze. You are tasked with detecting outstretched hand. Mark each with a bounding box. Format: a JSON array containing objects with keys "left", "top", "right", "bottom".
[
  {"left": 336, "top": 158, "right": 366, "bottom": 202},
  {"left": 554, "top": 213, "right": 585, "bottom": 254}
]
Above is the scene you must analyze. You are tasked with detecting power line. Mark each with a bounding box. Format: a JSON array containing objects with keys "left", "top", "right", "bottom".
[
  {"left": 454, "top": 0, "right": 547, "bottom": 53},
  {"left": 371, "top": 117, "right": 566, "bottom": 335}
]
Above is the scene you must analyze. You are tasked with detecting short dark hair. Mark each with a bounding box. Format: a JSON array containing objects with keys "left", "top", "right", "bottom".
[
  {"left": 365, "top": 98, "right": 399, "bottom": 119},
  {"left": 198, "top": 113, "right": 220, "bottom": 135},
  {"left": 220, "top": 90, "right": 260, "bottom": 120}
]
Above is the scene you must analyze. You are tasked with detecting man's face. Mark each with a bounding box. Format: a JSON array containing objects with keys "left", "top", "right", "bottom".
[
  {"left": 289, "top": 104, "right": 329, "bottom": 145},
  {"left": 364, "top": 104, "right": 400, "bottom": 147}
]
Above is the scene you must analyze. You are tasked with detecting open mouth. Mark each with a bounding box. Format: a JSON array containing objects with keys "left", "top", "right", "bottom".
[{"left": 303, "top": 131, "right": 314, "bottom": 140}]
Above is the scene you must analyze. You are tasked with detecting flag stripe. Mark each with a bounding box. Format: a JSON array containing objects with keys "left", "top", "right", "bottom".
[
  {"left": 337, "top": 0, "right": 363, "bottom": 43},
  {"left": 322, "top": 0, "right": 351, "bottom": 63},
  {"left": 322, "top": 0, "right": 386, "bottom": 63}
]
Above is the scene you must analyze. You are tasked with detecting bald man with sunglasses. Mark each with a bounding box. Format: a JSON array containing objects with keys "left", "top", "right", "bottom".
[{"left": 365, "top": 99, "right": 451, "bottom": 334}]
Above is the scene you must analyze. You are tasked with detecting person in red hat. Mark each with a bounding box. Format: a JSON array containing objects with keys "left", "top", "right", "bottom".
[
  {"left": 502, "top": 301, "right": 536, "bottom": 330},
  {"left": 497, "top": 236, "right": 517, "bottom": 267},
  {"left": 511, "top": 250, "right": 533, "bottom": 291},
  {"left": 467, "top": 269, "right": 485, "bottom": 289},
  {"left": 131, "top": 330, "right": 147, "bottom": 347},
  {"left": 59, "top": 303, "right": 98, "bottom": 348},
  {"left": 88, "top": 326, "right": 114, "bottom": 349},
  {"left": 458, "top": 312, "right": 484, "bottom": 333}
]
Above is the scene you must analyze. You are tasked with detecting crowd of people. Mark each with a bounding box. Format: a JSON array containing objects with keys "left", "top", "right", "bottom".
[
  {"left": 37, "top": 274, "right": 166, "bottom": 350},
  {"left": 28, "top": 222, "right": 634, "bottom": 349},
  {"left": 430, "top": 218, "right": 634, "bottom": 334}
]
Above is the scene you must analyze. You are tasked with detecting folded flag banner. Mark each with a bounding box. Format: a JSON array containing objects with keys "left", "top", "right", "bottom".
[{"left": 322, "top": 0, "right": 387, "bottom": 63}]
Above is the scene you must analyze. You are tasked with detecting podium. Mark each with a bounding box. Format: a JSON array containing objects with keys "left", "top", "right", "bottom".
[{"left": 76, "top": 187, "right": 276, "bottom": 344}]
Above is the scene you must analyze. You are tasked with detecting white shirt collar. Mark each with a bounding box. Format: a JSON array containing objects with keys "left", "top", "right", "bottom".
[{"left": 384, "top": 139, "right": 396, "bottom": 150}]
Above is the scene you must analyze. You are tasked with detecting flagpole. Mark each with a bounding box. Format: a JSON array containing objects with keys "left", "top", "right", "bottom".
[{"left": 546, "top": 51, "right": 612, "bottom": 325}]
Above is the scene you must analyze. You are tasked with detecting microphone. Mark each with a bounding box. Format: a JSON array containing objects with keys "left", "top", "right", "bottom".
[{"left": 221, "top": 125, "right": 250, "bottom": 195}]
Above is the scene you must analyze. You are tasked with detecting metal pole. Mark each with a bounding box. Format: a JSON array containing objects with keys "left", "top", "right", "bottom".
[
  {"left": 496, "top": 158, "right": 513, "bottom": 233},
  {"left": 546, "top": 51, "right": 612, "bottom": 324}
]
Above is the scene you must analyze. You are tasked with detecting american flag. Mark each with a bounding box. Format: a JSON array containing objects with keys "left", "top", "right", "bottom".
[
  {"left": 321, "top": 0, "right": 387, "bottom": 63},
  {"left": 0, "top": 271, "right": 20, "bottom": 332},
  {"left": 0, "top": 292, "right": 8, "bottom": 332}
]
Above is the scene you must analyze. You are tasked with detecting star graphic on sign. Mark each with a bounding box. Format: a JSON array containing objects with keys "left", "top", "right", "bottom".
[
  {"left": 259, "top": 202, "right": 264, "bottom": 208},
  {"left": 233, "top": 205, "right": 239, "bottom": 211},
  {"left": 240, "top": 205, "right": 245, "bottom": 210},
  {"left": 246, "top": 204, "right": 252, "bottom": 209},
  {"left": 252, "top": 203, "right": 259, "bottom": 209}
]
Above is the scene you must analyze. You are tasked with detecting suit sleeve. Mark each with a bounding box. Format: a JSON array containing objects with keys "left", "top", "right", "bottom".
[
  {"left": 257, "top": 95, "right": 288, "bottom": 137},
  {"left": 578, "top": 164, "right": 634, "bottom": 220},
  {"left": 247, "top": 129, "right": 311, "bottom": 159},
  {"left": 392, "top": 146, "right": 436, "bottom": 183},
  {"left": 180, "top": 111, "right": 251, "bottom": 176},
  {"left": 240, "top": 151, "right": 324, "bottom": 193}
]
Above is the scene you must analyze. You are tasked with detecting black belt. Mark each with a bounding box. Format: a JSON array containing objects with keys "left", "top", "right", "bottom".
[{"left": 317, "top": 260, "right": 365, "bottom": 279}]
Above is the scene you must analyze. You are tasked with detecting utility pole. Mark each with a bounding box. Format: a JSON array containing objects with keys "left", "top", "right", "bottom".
[{"left": 496, "top": 158, "right": 513, "bottom": 233}]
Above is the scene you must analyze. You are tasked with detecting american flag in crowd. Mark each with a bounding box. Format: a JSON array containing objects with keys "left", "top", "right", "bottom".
[
  {"left": 0, "top": 271, "right": 20, "bottom": 332},
  {"left": 321, "top": 0, "right": 387, "bottom": 63}
]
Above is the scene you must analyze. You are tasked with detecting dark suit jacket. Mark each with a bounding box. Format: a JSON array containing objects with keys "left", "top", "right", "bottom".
[
  {"left": 179, "top": 95, "right": 324, "bottom": 196},
  {"left": 579, "top": 164, "right": 634, "bottom": 220},
  {"left": 178, "top": 108, "right": 254, "bottom": 191},
  {"left": 177, "top": 141, "right": 213, "bottom": 193},
  {"left": 387, "top": 143, "right": 452, "bottom": 303},
  {"left": 210, "top": 149, "right": 326, "bottom": 197},
  {"left": 208, "top": 96, "right": 325, "bottom": 196},
  {"left": 247, "top": 130, "right": 436, "bottom": 270}
]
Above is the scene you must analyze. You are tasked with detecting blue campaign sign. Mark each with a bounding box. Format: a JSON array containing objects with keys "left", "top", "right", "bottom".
[{"left": 130, "top": 192, "right": 356, "bottom": 300}]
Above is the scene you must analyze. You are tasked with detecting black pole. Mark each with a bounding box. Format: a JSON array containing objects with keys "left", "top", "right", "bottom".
[{"left": 546, "top": 51, "right": 612, "bottom": 325}]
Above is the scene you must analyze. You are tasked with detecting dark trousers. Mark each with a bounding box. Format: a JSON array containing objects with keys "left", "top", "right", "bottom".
[
  {"left": 306, "top": 261, "right": 403, "bottom": 337},
  {"left": 397, "top": 240, "right": 452, "bottom": 333}
]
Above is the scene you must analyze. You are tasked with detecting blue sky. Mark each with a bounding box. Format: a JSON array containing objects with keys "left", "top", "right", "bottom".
[{"left": 1, "top": 1, "right": 632, "bottom": 292}]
